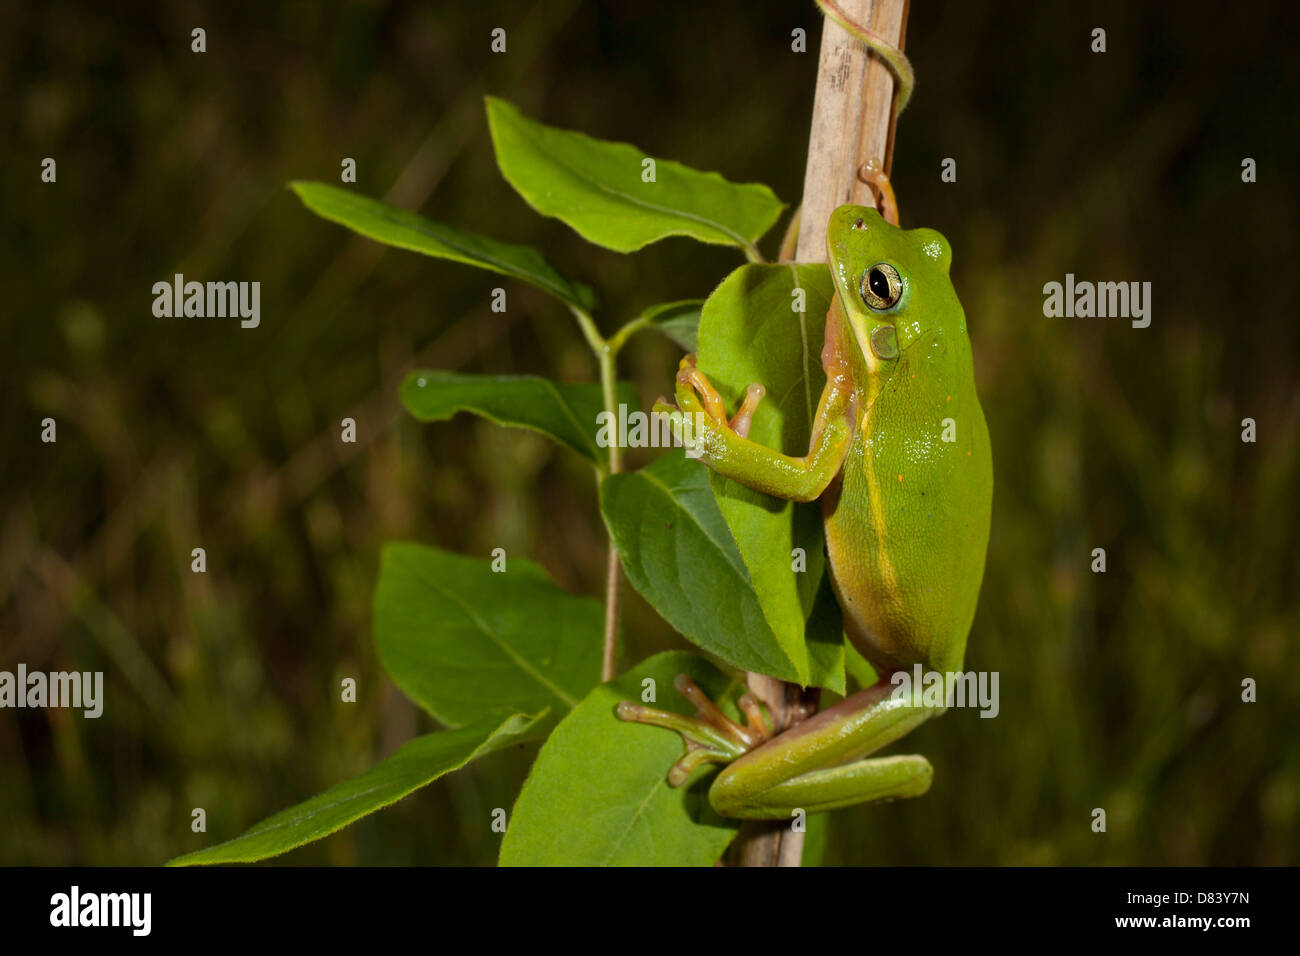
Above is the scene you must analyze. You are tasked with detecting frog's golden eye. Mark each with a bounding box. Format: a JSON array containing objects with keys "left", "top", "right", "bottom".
[{"left": 860, "top": 262, "right": 902, "bottom": 311}]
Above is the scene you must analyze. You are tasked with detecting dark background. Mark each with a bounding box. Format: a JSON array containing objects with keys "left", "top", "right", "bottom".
[{"left": 1, "top": 0, "right": 1296, "bottom": 865}]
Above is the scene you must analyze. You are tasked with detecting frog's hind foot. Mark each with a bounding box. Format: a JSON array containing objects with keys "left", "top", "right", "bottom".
[{"left": 617, "top": 674, "right": 772, "bottom": 786}]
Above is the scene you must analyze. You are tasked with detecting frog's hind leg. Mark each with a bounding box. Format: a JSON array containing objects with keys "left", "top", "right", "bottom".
[
  {"left": 708, "top": 678, "right": 936, "bottom": 819},
  {"left": 713, "top": 752, "right": 933, "bottom": 818},
  {"left": 617, "top": 674, "right": 772, "bottom": 786}
]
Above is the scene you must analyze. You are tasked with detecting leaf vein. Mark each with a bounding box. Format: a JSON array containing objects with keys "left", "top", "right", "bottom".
[{"left": 412, "top": 567, "right": 579, "bottom": 709}]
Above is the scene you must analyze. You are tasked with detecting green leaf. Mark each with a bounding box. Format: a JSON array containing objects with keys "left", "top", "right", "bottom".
[
  {"left": 500, "top": 652, "right": 742, "bottom": 866},
  {"left": 601, "top": 453, "right": 803, "bottom": 682},
  {"left": 400, "top": 371, "right": 639, "bottom": 465},
  {"left": 289, "top": 180, "right": 596, "bottom": 311},
  {"left": 844, "top": 638, "right": 880, "bottom": 690},
  {"left": 640, "top": 299, "right": 703, "bottom": 352},
  {"left": 168, "top": 711, "right": 546, "bottom": 866},
  {"left": 486, "top": 97, "right": 784, "bottom": 254},
  {"left": 697, "top": 263, "right": 844, "bottom": 691},
  {"left": 374, "top": 542, "right": 602, "bottom": 726},
  {"left": 803, "top": 809, "right": 831, "bottom": 867},
  {"left": 804, "top": 563, "right": 846, "bottom": 693}
]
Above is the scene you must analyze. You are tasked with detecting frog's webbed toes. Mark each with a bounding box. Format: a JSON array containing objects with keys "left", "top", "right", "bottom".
[{"left": 617, "top": 675, "right": 773, "bottom": 787}]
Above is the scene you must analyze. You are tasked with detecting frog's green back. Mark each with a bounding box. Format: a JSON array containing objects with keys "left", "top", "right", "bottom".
[{"left": 823, "top": 208, "right": 993, "bottom": 677}]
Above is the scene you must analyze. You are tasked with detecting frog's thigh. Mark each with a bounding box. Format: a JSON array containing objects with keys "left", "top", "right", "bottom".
[{"left": 711, "top": 753, "right": 933, "bottom": 819}]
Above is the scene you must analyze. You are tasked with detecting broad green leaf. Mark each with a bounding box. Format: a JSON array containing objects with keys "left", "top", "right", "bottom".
[
  {"left": 804, "top": 563, "right": 846, "bottom": 693},
  {"left": 374, "top": 542, "right": 602, "bottom": 727},
  {"left": 500, "top": 652, "right": 742, "bottom": 866},
  {"left": 486, "top": 97, "right": 784, "bottom": 254},
  {"left": 844, "top": 638, "right": 880, "bottom": 690},
  {"left": 289, "top": 180, "right": 596, "bottom": 311},
  {"left": 640, "top": 299, "right": 703, "bottom": 352},
  {"left": 400, "top": 371, "right": 639, "bottom": 465},
  {"left": 600, "top": 453, "right": 802, "bottom": 682},
  {"left": 697, "top": 263, "right": 844, "bottom": 691},
  {"left": 803, "top": 809, "right": 831, "bottom": 867},
  {"left": 169, "top": 711, "right": 546, "bottom": 866}
]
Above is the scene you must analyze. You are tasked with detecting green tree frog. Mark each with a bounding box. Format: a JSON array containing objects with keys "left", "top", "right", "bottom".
[{"left": 618, "top": 201, "right": 994, "bottom": 819}]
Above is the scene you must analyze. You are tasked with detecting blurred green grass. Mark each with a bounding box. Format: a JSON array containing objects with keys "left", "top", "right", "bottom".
[{"left": 1, "top": 0, "right": 1296, "bottom": 865}]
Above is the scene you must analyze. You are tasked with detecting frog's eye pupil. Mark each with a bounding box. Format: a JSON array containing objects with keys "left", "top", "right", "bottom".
[
  {"left": 868, "top": 268, "right": 890, "bottom": 300},
  {"left": 859, "top": 262, "right": 902, "bottom": 310}
]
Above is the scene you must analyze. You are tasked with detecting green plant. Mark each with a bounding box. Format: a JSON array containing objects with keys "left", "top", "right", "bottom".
[{"left": 169, "top": 96, "right": 862, "bottom": 868}]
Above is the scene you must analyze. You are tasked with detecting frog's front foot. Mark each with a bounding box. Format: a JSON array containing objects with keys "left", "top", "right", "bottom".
[
  {"left": 655, "top": 351, "right": 764, "bottom": 442},
  {"left": 857, "top": 159, "right": 900, "bottom": 226},
  {"left": 616, "top": 674, "right": 772, "bottom": 786}
]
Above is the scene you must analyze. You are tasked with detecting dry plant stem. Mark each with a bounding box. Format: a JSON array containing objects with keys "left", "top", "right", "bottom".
[
  {"left": 730, "top": 0, "right": 909, "bottom": 868},
  {"left": 727, "top": 674, "right": 822, "bottom": 867},
  {"left": 796, "top": 0, "right": 909, "bottom": 262}
]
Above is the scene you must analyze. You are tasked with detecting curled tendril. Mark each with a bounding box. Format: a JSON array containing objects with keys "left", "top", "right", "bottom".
[{"left": 814, "top": 0, "right": 915, "bottom": 115}]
